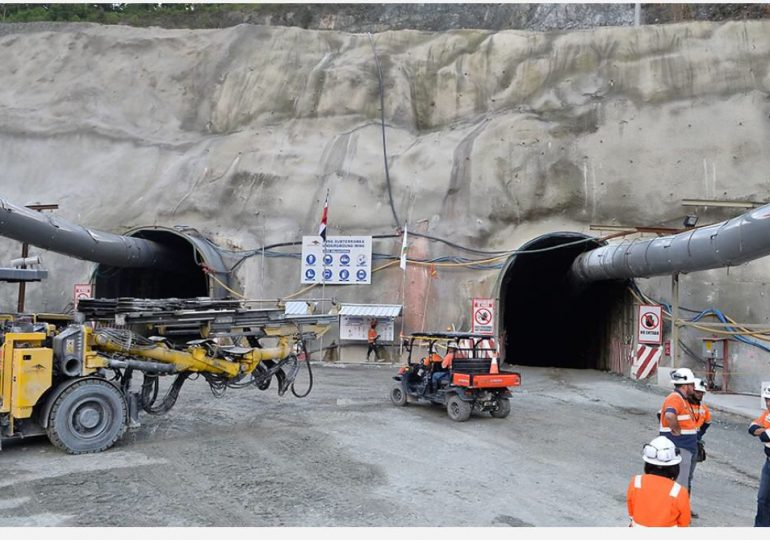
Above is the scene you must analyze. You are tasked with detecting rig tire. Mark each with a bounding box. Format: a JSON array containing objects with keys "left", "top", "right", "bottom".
[{"left": 46, "top": 378, "right": 127, "bottom": 454}]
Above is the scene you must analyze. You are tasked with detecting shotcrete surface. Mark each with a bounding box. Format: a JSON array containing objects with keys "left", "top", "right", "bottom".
[{"left": 0, "top": 365, "right": 758, "bottom": 527}]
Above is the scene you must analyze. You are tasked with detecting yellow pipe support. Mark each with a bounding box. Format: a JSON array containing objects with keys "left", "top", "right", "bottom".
[{"left": 241, "top": 337, "right": 293, "bottom": 369}]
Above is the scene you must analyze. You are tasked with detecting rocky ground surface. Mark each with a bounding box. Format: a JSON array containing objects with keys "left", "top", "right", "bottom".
[{"left": 0, "top": 364, "right": 759, "bottom": 527}]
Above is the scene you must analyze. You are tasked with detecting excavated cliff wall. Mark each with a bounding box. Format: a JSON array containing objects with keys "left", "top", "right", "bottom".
[{"left": 2, "top": 20, "right": 770, "bottom": 387}]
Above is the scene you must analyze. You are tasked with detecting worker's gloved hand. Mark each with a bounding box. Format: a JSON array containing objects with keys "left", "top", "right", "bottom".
[{"left": 697, "top": 440, "right": 706, "bottom": 462}]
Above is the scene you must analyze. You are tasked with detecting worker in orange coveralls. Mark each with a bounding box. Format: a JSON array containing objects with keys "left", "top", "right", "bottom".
[{"left": 627, "top": 436, "right": 691, "bottom": 527}]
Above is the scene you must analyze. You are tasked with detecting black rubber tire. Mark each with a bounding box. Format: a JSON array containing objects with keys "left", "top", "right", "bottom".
[
  {"left": 390, "top": 386, "right": 408, "bottom": 407},
  {"left": 46, "top": 379, "right": 127, "bottom": 455},
  {"left": 490, "top": 398, "right": 511, "bottom": 419},
  {"left": 447, "top": 395, "right": 472, "bottom": 422}
]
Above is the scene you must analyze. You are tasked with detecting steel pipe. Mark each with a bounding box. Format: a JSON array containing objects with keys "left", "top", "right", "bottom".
[
  {"left": 570, "top": 204, "right": 770, "bottom": 283},
  {"left": 105, "top": 358, "right": 177, "bottom": 374}
]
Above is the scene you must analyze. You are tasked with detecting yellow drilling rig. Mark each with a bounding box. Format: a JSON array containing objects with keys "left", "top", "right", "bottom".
[
  {"left": 1, "top": 298, "right": 332, "bottom": 454},
  {"left": 0, "top": 196, "right": 334, "bottom": 454}
]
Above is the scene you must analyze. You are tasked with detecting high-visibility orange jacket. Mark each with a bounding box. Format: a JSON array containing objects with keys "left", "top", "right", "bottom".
[
  {"left": 367, "top": 328, "right": 378, "bottom": 344},
  {"left": 627, "top": 474, "right": 691, "bottom": 527},
  {"left": 693, "top": 402, "right": 711, "bottom": 438},
  {"left": 422, "top": 353, "right": 442, "bottom": 366},
  {"left": 660, "top": 389, "right": 699, "bottom": 452},
  {"left": 441, "top": 351, "right": 455, "bottom": 369},
  {"left": 749, "top": 409, "right": 770, "bottom": 458}
]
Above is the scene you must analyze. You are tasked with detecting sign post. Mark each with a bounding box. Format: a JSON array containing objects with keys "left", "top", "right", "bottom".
[{"left": 471, "top": 298, "right": 495, "bottom": 335}]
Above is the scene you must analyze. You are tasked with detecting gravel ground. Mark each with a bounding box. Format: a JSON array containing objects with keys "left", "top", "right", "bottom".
[{"left": 0, "top": 364, "right": 761, "bottom": 527}]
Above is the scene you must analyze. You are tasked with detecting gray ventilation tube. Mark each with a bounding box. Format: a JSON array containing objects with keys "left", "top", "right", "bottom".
[
  {"left": 570, "top": 204, "right": 770, "bottom": 283},
  {"left": 0, "top": 196, "right": 176, "bottom": 270}
]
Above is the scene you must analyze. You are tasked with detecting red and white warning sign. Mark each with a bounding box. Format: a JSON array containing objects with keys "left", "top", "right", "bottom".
[
  {"left": 74, "top": 283, "right": 93, "bottom": 309},
  {"left": 471, "top": 297, "right": 495, "bottom": 335},
  {"left": 638, "top": 304, "right": 662, "bottom": 345}
]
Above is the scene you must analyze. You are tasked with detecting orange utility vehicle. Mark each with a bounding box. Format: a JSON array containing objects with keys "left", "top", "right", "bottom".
[{"left": 390, "top": 332, "right": 521, "bottom": 421}]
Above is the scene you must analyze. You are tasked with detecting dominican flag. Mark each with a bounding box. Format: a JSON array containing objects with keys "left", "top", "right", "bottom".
[{"left": 318, "top": 192, "right": 328, "bottom": 241}]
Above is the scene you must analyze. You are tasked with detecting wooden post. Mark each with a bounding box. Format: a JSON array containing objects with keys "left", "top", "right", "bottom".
[
  {"left": 16, "top": 203, "right": 58, "bottom": 313},
  {"left": 16, "top": 242, "right": 29, "bottom": 313}
]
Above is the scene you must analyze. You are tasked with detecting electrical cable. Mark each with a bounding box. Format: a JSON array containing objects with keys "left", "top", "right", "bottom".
[
  {"left": 368, "top": 32, "right": 400, "bottom": 229},
  {"left": 629, "top": 283, "right": 770, "bottom": 354}
]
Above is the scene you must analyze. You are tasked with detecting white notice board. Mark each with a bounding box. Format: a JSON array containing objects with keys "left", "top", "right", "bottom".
[
  {"left": 340, "top": 316, "right": 395, "bottom": 342},
  {"left": 301, "top": 236, "right": 372, "bottom": 285},
  {"left": 638, "top": 304, "right": 663, "bottom": 345}
]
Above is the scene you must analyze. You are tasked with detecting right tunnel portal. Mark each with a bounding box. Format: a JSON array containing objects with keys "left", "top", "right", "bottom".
[{"left": 498, "top": 233, "right": 631, "bottom": 370}]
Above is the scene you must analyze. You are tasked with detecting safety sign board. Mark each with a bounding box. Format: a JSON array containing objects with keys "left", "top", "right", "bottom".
[
  {"left": 637, "top": 304, "right": 663, "bottom": 345},
  {"left": 471, "top": 298, "right": 495, "bottom": 335},
  {"left": 301, "top": 236, "right": 372, "bottom": 285},
  {"left": 74, "top": 283, "right": 93, "bottom": 309}
]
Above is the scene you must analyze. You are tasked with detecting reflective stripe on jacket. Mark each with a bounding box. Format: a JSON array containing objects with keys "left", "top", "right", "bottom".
[{"left": 627, "top": 474, "right": 691, "bottom": 527}]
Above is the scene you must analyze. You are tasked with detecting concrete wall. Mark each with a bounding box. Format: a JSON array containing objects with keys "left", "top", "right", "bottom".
[{"left": 2, "top": 20, "right": 770, "bottom": 391}]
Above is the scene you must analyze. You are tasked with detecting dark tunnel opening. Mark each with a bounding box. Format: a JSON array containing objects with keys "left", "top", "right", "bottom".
[
  {"left": 93, "top": 230, "right": 209, "bottom": 299},
  {"left": 500, "top": 233, "right": 629, "bottom": 370}
]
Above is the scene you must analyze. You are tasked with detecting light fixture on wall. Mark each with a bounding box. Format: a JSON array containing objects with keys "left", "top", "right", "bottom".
[{"left": 682, "top": 215, "right": 699, "bottom": 228}]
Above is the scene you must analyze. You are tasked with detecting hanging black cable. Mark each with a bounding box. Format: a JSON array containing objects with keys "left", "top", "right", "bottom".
[
  {"left": 291, "top": 333, "right": 313, "bottom": 398},
  {"left": 368, "top": 32, "right": 401, "bottom": 229}
]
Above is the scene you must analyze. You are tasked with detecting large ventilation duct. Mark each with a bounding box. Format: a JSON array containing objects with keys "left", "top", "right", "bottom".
[
  {"left": 0, "top": 196, "right": 234, "bottom": 299},
  {"left": 570, "top": 204, "right": 770, "bottom": 283},
  {"left": 0, "top": 196, "right": 176, "bottom": 270}
]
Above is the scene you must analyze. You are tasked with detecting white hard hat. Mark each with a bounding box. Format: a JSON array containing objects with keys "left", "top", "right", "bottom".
[
  {"left": 693, "top": 378, "right": 707, "bottom": 393},
  {"left": 643, "top": 436, "right": 682, "bottom": 466},
  {"left": 762, "top": 385, "right": 770, "bottom": 399},
  {"left": 447, "top": 342, "right": 459, "bottom": 350},
  {"left": 670, "top": 367, "right": 696, "bottom": 385}
]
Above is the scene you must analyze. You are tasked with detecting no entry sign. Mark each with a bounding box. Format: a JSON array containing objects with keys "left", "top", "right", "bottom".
[
  {"left": 472, "top": 298, "right": 495, "bottom": 335},
  {"left": 638, "top": 304, "right": 663, "bottom": 345},
  {"left": 74, "top": 283, "right": 93, "bottom": 309}
]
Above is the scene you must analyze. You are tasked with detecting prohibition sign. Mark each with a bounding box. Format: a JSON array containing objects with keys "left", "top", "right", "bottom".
[
  {"left": 474, "top": 308, "right": 492, "bottom": 326},
  {"left": 640, "top": 311, "right": 659, "bottom": 330}
]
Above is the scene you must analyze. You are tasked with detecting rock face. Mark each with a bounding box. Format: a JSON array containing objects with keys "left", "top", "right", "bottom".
[{"left": 2, "top": 20, "right": 770, "bottom": 390}]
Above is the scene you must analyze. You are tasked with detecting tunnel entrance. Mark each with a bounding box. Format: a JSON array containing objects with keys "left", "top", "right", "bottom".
[
  {"left": 93, "top": 229, "right": 212, "bottom": 299},
  {"left": 498, "top": 233, "right": 629, "bottom": 370}
]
